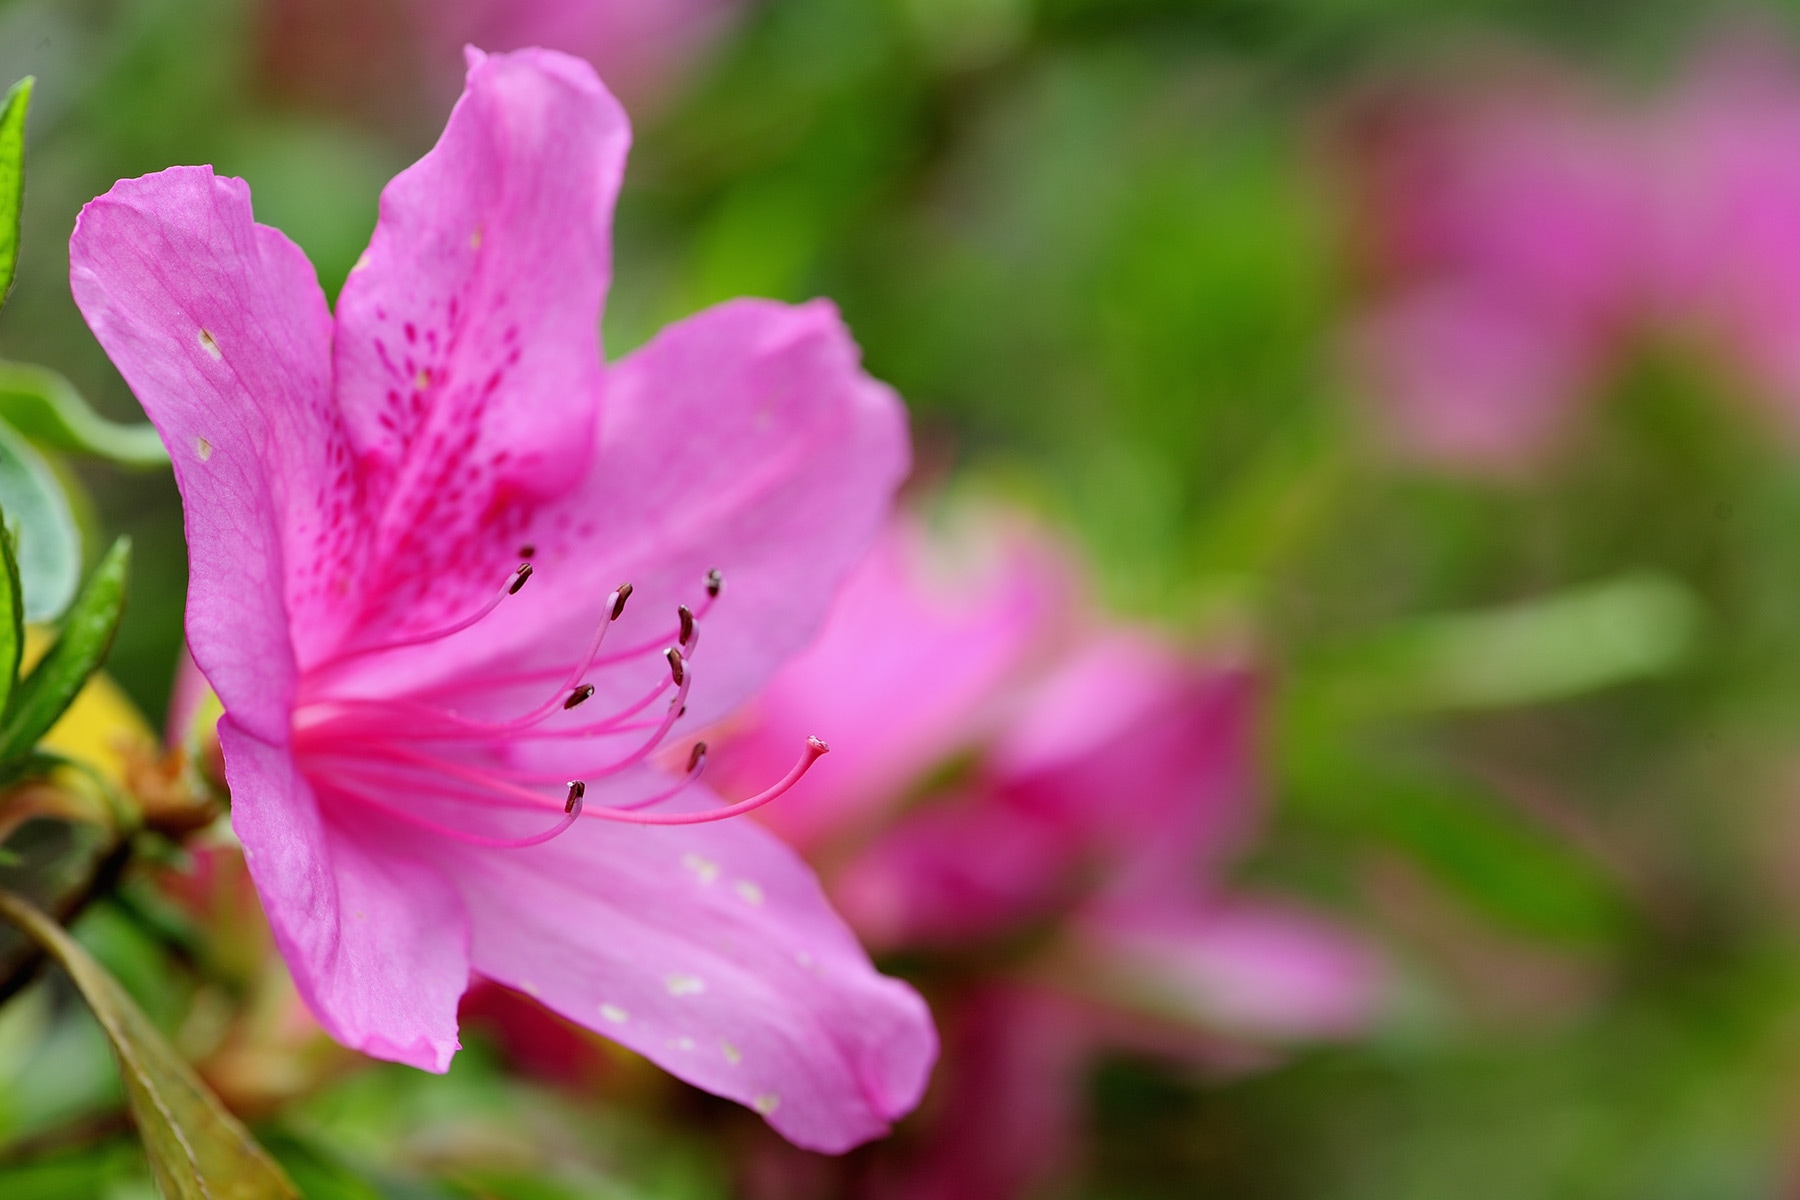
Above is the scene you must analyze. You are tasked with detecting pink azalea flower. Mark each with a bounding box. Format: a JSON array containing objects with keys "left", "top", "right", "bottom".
[
  {"left": 833, "top": 634, "right": 1268, "bottom": 949},
  {"left": 1346, "top": 41, "right": 1800, "bottom": 470},
  {"left": 1343, "top": 76, "right": 1647, "bottom": 473},
  {"left": 1650, "top": 42, "right": 1800, "bottom": 433},
  {"left": 710, "top": 509, "right": 1383, "bottom": 1192},
  {"left": 70, "top": 47, "right": 933, "bottom": 1152}
]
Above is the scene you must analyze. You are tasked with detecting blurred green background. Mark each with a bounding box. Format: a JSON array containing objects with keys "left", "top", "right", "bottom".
[{"left": 11, "top": 0, "right": 1800, "bottom": 1196}]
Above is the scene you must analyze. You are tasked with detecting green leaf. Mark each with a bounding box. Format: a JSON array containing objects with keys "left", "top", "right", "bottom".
[
  {"left": 1284, "top": 746, "right": 1632, "bottom": 944},
  {"left": 0, "top": 77, "right": 30, "bottom": 305},
  {"left": 1295, "top": 573, "right": 1703, "bottom": 719},
  {"left": 0, "top": 887, "right": 298, "bottom": 1199},
  {"left": 0, "top": 537, "right": 128, "bottom": 762},
  {"left": 0, "top": 362, "right": 169, "bottom": 468},
  {"left": 0, "top": 417, "right": 81, "bottom": 622},
  {"left": 0, "top": 510, "right": 23, "bottom": 722}
]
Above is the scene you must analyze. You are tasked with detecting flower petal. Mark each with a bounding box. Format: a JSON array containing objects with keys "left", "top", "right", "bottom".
[
  {"left": 397, "top": 297, "right": 909, "bottom": 741},
  {"left": 69, "top": 166, "right": 342, "bottom": 741},
  {"left": 218, "top": 720, "right": 469, "bottom": 1070},
  {"left": 1350, "top": 285, "right": 1597, "bottom": 474},
  {"left": 710, "top": 511, "right": 1068, "bottom": 851},
  {"left": 995, "top": 640, "right": 1262, "bottom": 894},
  {"left": 327, "top": 47, "right": 628, "bottom": 653},
  {"left": 1072, "top": 896, "right": 1385, "bottom": 1041},
  {"left": 429, "top": 774, "right": 936, "bottom": 1153},
  {"left": 832, "top": 795, "right": 1081, "bottom": 949}
]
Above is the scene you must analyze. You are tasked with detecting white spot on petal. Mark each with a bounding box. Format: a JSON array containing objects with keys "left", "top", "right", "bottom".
[
  {"left": 599, "top": 1003, "right": 629, "bottom": 1024},
  {"left": 666, "top": 973, "right": 706, "bottom": 997},
  {"left": 194, "top": 436, "right": 213, "bottom": 462},
  {"left": 353, "top": 910, "right": 366, "bottom": 922},
  {"left": 734, "top": 880, "right": 764, "bottom": 906},
  {"left": 350, "top": 251, "right": 372, "bottom": 273},
  {"left": 667, "top": 1035, "right": 695, "bottom": 1051},
  {"left": 520, "top": 979, "right": 540, "bottom": 997},
  {"left": 682, "top": 854, "right": 719, "bottom": 885},
  {"left": 753, "top": 1093, "right": 781, "bottom": 1115},
  {"left": 795, "top": 950, "right": 814, "bottom": 968},
  {"left": 413, "top": 369, "right": 430, "bottom": 390},
  {"left": 721, "top": 1041, "right": 741, "bottom": 1065},
  {"left": 197, "top": 328, "right": 221, "bottom": 360},
  {"left": 470, "top": 226, "right": 484, "bottom": 250}
]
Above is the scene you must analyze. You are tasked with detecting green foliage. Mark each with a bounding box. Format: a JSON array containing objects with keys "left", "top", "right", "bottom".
[
  {"left": 0, "top": 888, "right": 297, "bottom": 1199},
  {"left": 0, "top": 517, "right": 23, "bottom": 726},
  {"left": 0, "top": 78, "right": 30, "bottom": 306},
  {"left": 1295, "top": 573, "right": 1703, "bottom": 718},
  {"left": 0, "top": 1142, "right": 149, "bottom": 1200},
  {"left": 0, "top": 421, "right": 82, "bottom": 624},
  {"left": 1286, "top": 744, "right": 1633, "bottom": 943},
  {"left": 0, "top": 363, "right": 167, "bottom": 469},
  {"left": 0, "top": 537, "right": 128, "bottom": 764}
]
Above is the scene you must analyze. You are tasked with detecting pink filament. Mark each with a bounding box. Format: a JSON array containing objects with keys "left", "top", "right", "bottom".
[
  {"left": 583, "top": 737, "right": 827, "bottom": 826},
  {"left": 309, "top": 564, "right": 526, "bottom": 674},
  {"left": 355, "top": 786, "right": 585, "bottom": 849},
  {"left": 608, "top": 749, "right": 707, "bottom": 812},
  {"left": 296, "top": 567, "right": 819, "bottom": 841},
  {"left": 320, "top": 736, "right": 821, "bottom": 835}
]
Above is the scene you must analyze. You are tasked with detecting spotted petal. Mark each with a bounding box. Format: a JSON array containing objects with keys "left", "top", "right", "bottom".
[
  {"left": 325, "top": 47, "right": 629, "bottom": 658},
  {"left": 428, "top": 772, "right": 936, "bottom": 1153},
  {"left": 219, "top": 721, "right": 470, "bottom": 1069},
  {"left": 70, "top": 165, "right": 344, "bottom": 743}
]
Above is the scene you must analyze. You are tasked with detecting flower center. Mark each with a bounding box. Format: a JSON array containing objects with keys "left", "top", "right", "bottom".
[{"left": 290, "top": 562, "right": 822, "bottom": 847}]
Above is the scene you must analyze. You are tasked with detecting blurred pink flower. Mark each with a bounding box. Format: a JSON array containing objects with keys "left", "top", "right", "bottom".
[
  {"left": 1345, "top": 74, "right": 1646, "bottom": 472},
  {"left": 71, "top": 47, "right": 932, "bottom": 1152},
  {"left": 1650, "top": 44, "right": 1800, "bottom": 434},
  {"left": 712, "top": 508, "right": 1383, "bottom": 1195},
  {"left": 707, "top": 511, "right": 1070, "bottom": 852},
  {"left": 1348, "top": 43, "right": 1800, "bottom": 471},
  {"left": 413, "top": 0, "right": 743, "bottom": 111},
  {"left": 834, "top": 634, "right": 1265, "bottom": 948}
]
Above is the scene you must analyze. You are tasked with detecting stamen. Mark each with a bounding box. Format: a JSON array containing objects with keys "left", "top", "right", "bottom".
[
  {"left": 608, "top": 742, "right": 708, "bottom": 813},
  {"left": 582, "top": 736, "right": 826, "bottom": 826},
  {"left": 666, "top": 646, "right": 686, "bottom": 687},
  {"left": 307, "top": 562, "right": 530, "bottom": 672},
  {"left": 706, "top": 568, "right": 724, "bottom": 599},
  {"left": 564, "top": 684, "right": 596, "bottom": 710},
  {"left": 565, "top": 780, "right": 586, "bottom": 812},
  {"left": 678, "top": 605, "right": 695, "bottom": 647},
  {"left": 611, "top": 582, "right": 634, "bottom": 621},
  {"left": 348, "top": 781, "right": 585, "bottom": 849}
]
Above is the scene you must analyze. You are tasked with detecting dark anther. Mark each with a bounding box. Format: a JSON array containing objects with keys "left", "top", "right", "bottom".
[
  {"left": 678, "top": 604, "right": 696, "bottom": 646},
  {"left": 678, "top": 705, "right": 687, "bottom": 718},
  {"left": 687, "top": 742, "right": 709, "bottom": 773},
  {"left": 666, "top": 646, "right": 686, "bottom": 686},
  {"left": 509, "top": 563, "right": 534, "bottom": 594},
  {"left": 565, "top": 780, "right": 586, "bottom": 812},
  {"left": 564, "top": 684, "right": 596, "bottom": 710},
  {"left": 519, "top": 543, "right": 536, "bottom": 559},
  {"left": 610, "top": 582, "right": 634, "bottom": 621},
  {"left": 705, "top": 568, "right": 724, "bottom": 598}
]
